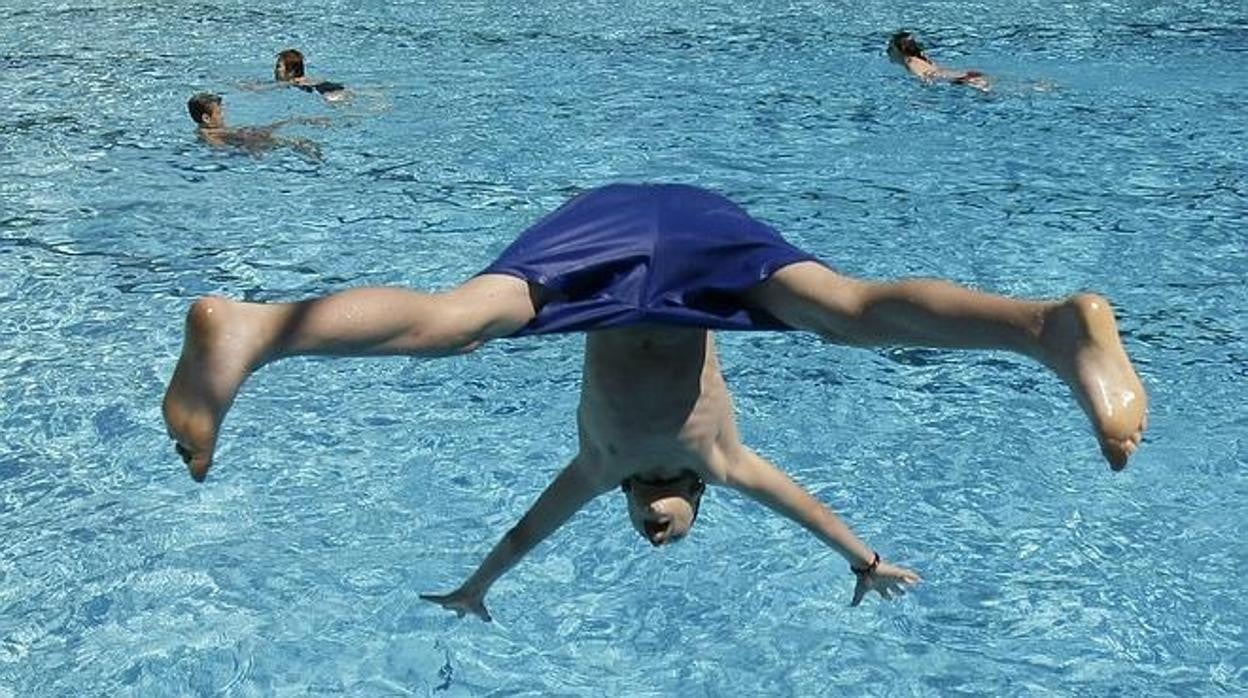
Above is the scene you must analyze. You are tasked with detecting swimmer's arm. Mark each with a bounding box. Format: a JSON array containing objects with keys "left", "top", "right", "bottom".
[
  {"left": 726, "top": 449, "right": 922, "bottom": 604},
  {"left": 237, "top": 81, "right": 281, "bottom": 93},
  {"left": 267, "top": 116, "right": 333, "bottom": 130},
  {"left": 421, "top": 458, "right": 608, "bottom": 620},
  {"left": 725, "top": 448, "right": 876, "bottom": 569}
]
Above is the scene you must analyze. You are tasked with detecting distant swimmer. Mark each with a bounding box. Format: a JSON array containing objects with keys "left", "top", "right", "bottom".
[
  {"left": 161, "top": 184, "right": 1148, "bottom": 620},
  {"left": 888, "top": 31, "right": 989, "bottom": 91},
  {"left": 274, "top": 48, "right": 350, "bottom": 102},
  {"left": 186, "top": 92, "right": 326, "bottom": 159}
]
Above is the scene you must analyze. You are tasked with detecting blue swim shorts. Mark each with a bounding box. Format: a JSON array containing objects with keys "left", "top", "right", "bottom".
[{"left": 479, "top": 183, "right": 822, "bottom": 336}]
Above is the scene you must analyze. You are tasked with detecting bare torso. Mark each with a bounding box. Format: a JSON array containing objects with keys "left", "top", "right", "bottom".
[
  {"left": 574, "top": 326, "right": 741, "bottom": 489},
  {"left": 198, "top": 126, "right": 277, "bottom": 152}
]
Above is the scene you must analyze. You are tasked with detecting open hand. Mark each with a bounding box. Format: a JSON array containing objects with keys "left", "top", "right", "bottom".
[
  {"left": 420, "top": 587, "right": 492, "bottom": 622},
  {"left": 851, "top": 560, "right": 921, "bottom": 606}
]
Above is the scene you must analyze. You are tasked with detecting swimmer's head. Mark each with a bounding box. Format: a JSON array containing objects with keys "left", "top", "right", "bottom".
[
  {"left": 275, "top": 48, "right": 306, "bottom": 81},
  {"left": 888, "top": 31, "right": 927, "bottom": 62},
  {"left": 622, "top": 470, "right": 705, "bottom": 547},
  {"left": 186, "top": 92, "right": 223, "bottom": 128}
]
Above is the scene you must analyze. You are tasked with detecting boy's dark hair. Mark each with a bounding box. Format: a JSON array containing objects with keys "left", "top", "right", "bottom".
[
  {"left": 889, "top": 31, "right": 927, "bottom": 59},
  {"left": 276, "top": 48, "right": 306, "bottom": 79},
  {"left": 186, "top": 92, "right": 222, "bottom": 125}
]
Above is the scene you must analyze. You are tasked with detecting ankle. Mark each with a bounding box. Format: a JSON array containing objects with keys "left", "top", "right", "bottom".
[{"left": 1034, "top": 300, "right": 1077, "bottom": 363}]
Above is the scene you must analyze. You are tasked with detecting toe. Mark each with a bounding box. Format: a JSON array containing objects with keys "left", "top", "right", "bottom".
[
  {"left": 188, "top": 459, "right": 211, "bottom": 482},
  {"left": 178, "top": 448, "right": 212, "bottom": 482},
  {"left": 1103, "top": 441, "right": 1129, "bottom": 471}
]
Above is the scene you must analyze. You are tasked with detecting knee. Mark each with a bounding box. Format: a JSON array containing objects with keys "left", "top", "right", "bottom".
[
  {"left": 827, "top": 278, "right": 874, "bottom": 320},
  {"left": 434, "top": 309, "right": 494, "bottom": 354},
  {"left": 805, "top": 278, "right": 876, "bottom": 343}
]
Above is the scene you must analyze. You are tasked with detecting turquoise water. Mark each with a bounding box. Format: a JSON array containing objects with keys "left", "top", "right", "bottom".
[{"left": 2, "top": 1, "right": 1246, "bottom": 695}]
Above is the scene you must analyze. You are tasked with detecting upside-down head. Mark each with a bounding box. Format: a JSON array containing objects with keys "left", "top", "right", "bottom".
[{"left": 622, "top": 470, "right": 706, "bottom": 547}]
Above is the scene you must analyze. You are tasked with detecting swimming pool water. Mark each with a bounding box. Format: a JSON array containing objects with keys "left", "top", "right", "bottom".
[{"left": 2, "top": 1, "right": 1245, "bottom": 695}]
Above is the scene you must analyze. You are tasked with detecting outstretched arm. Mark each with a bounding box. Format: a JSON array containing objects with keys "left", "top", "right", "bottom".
[
  {"left": 725, "top": 447, "right": 920, "bottom": 605},
  {"left": 421, "top": 456, "right": 608, "bottom": 621},
  {"left": 268, "top": 116, "right": 333, "bottom": 130},
  {"left": 237, "top": 81, "right": 282, "bottom": 93}
]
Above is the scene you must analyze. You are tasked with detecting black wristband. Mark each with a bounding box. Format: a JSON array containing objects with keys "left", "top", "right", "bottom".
[{"left": 851, "top": 551, "right": 880, "bottom": 577}]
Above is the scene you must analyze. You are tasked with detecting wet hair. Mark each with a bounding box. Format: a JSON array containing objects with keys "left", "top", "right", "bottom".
[
  {"left": 889, "top": 31, "right": 927, "bottom": 60},
  {"left": 186, "top": 92, "right": 222, "bottom": 125},
  {"left": 276, "top": 48, "right": 306, "bottom": 79}
]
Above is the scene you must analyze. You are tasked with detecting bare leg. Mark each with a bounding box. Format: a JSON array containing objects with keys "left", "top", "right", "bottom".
[
  {"left": 162, "top": 274, "right": 538, "bottom": 482},
  {"left": 748, "top": 262, "right": 1147, "bottom": 470}
]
